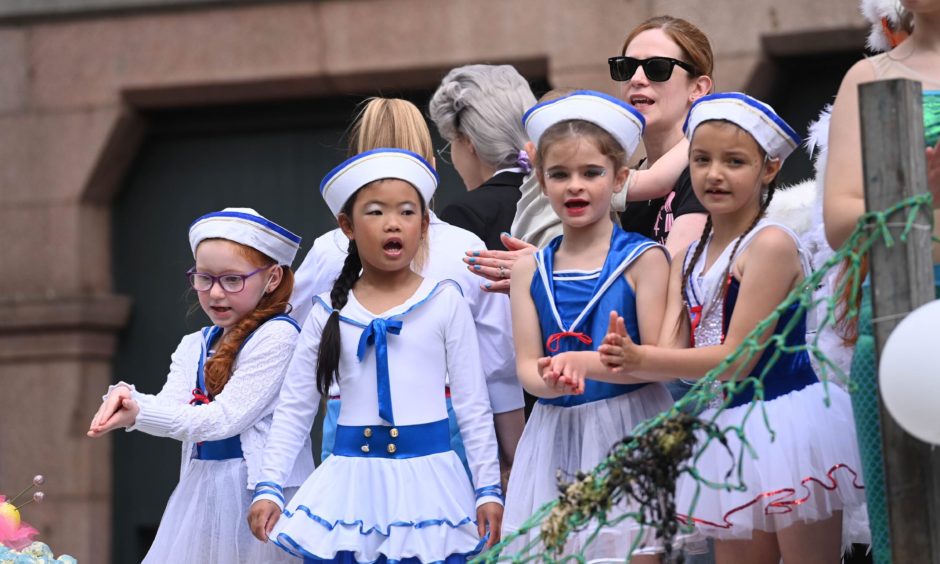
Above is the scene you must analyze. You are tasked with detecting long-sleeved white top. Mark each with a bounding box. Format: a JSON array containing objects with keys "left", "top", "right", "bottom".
[
  {"left": 291, "top": 211, "right": 522, "bottom": 414},
  {"left": 116, "top": 318, "right": 315, "bottom": 489},
  {"left": 257, "top": 279, "right": 502, "bottom": 509}
]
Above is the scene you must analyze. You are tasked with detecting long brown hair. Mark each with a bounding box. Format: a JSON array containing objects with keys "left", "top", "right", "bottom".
[
  {"left": 621, "top": 15, "right": 715, "bottom": 91},
  {"left": 202, "top": 241, "right": 294, "bottom": 396}
]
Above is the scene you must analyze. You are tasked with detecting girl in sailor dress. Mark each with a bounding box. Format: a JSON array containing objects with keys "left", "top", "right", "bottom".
[
  {"left": 598, "top": 93, "right": 868, "bottom": 562},
  {"left": 87, "top": 207, "right": 313, "bottom": 563},
  {"left": 249, "top": 149, "right": 503, "bottom": 563},
  {"left": 503, "top": 91, "right": 674, "bottom": 562}
]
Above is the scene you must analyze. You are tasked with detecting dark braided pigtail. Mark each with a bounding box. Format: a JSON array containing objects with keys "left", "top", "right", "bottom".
[{"left": 316, "top": 240, "right": 362, "bottom": 396}]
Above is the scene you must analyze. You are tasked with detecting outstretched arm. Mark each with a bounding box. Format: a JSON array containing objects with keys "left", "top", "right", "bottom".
[{"left": 598, "top": 228, "right": 802, "bottom": 382}]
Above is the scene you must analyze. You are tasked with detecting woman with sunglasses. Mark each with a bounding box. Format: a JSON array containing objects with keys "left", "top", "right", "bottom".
[
  {"left": 460, "top": 16, "right": 715, "bottom": 296},
  {"left": 612, "top": 15, "right": 714, "bottom": 259},
  {"left": 86, "top": 208, "right": 311, "bottom": 563}
]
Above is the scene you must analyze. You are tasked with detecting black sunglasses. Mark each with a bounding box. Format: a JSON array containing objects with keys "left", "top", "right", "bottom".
[{"left": 607, "top": 56, "right": 698, "bottom": 82}]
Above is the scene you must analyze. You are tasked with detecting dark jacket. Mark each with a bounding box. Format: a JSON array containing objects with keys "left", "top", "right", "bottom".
[{"left": 439, "top": 170, "right": 526, "bottom": 250}]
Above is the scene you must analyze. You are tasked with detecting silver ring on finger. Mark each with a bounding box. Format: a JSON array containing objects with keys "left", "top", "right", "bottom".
[{"left": 498, "top": 265, "right": 507, "bottom": 279}]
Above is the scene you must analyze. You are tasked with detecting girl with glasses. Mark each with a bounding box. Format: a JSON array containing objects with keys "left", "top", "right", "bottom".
[{"left": 87, "top": 208, "right": 311, "bottom": 563}]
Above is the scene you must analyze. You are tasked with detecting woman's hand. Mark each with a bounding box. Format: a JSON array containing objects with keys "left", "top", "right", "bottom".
[
  {"left": 463, "top": 233, "right": 537, "bottom": 294},
  {"left": 87, "top": 387, "right": 138, "bottom": 437},
  {"left": 248, "top": 500, "right": 281, "bottom": 542},
  {"left": 598, "top": 312, "right": 644, "bottom": 374},
  {"left": 477, "top": 501, "right": 503, "bottom": 548},
  {"left": 927, "top": 140, "right": 940, "bottom": 209}
]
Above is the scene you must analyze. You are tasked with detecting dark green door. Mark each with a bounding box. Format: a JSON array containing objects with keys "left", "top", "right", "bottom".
[{"left": 111, "top": 94, "right": 465, "bottom": 563}]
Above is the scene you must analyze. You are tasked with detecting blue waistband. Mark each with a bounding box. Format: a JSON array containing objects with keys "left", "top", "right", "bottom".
[
  {"left": 538, "top": 381, "right": 649, "bottom": 407},
  {"left": 196, "top": 435, "right": 244, "bottom": 461},
  {"left": 333, "top": 419, "right": 451, "bottom": 459}
]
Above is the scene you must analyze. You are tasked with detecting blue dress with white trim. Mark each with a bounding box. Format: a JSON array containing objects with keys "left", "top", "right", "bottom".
[
  {"left": 502, "top": 225, "right": 675, "bottom": 558},
  {"left": 258, "top": 278, "right": 502, "bottom": 564}
]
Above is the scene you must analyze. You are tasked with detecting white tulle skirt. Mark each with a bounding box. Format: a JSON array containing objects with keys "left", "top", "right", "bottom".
[
  {"left": 143, "top": 458, "right": 296, "bottom": 564},
  {"left": 270, "top": 450, "right": 484, "bottom": 562},
  {"left": 501, "top": 384, "right": 676, "bottom": 561},
  {"left": 675, "top": 382, "right": 870, "bottom": 548}
]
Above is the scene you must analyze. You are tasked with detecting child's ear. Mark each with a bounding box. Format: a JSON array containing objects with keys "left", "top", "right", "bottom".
[
  {"left": 265, "top": 265, "right": 284, "bottom": 294},
  {"left": 613, "top": 166, "right": 630, "bottom": 193},
  {"left": 338, "top": 213, "right": 354, "bottom": 240},
  {"left": 761, "top": 157, "right": 782, "bottom": 186},
  {"left": 421, "top": 210, "right": 430, "bottom": 238}
]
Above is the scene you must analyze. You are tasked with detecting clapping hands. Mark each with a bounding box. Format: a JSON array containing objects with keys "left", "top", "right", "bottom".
[{"left": 599, "top": 311, "right": 643, "bottom": 374}]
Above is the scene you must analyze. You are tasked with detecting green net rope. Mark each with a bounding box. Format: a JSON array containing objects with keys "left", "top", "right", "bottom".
[{"left": 476, "top": 194, "right": 937, "bottom": 564}]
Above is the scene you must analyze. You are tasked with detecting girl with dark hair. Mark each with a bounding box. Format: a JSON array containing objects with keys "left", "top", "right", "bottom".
[
  {"left": 597, "top": 94, "right": 869, "bottom": 563},
  {"left": 249, "top": 149, "right": 503, "bottom": 563},
  {"left": 87, "top": 207, "right": 309, "bottom": 563}
]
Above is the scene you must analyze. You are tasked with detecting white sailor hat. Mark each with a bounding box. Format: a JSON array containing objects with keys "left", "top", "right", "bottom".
[
  {"left": 319, "top": 148, "right": 439, "bottom": 217},
  {"left": 684, "top": 93, "right": 801, "bottom": 162},
  {"left": 522, "top": 90, "right": 646, "bottom": 157},
  {"left": 189, "top": 207, "right": 301, "bottom": 266}
]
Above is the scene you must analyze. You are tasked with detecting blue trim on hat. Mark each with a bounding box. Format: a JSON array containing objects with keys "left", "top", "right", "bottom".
[
  {"left": 189, "top": 211, "right": 302, "bottom": 245},
  {"left": 683, "top": 92, "right": 801, "bottom": 146},
  {"left": 319, "top": 148, "right": 440, "bottom": 194},
  {"left": 522, "top": 89, "right": 646, "bottom": 130}
]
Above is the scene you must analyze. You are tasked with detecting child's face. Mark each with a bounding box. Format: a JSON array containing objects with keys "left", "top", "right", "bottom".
[
  {"left": 194, "top": 240, "right": 277, "bottom": 332},
  {"left": 688, "top": 121, "right": 780, "bottom": 217},
  {"left": 539, "top": 136, "right": 626, "bottom": 229},
  {"left": 340, "top": 179, "right": 428, "bottom": 274}
]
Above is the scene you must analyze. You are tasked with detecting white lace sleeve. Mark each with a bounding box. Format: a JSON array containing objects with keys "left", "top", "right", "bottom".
[{"left": 130, "top": 321, "right": 299, "bottom": 442}]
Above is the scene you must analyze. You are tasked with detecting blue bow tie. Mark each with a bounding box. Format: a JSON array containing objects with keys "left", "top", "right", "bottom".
[{"left": 356, "top": 317, "right": 404, "bottom": 424}]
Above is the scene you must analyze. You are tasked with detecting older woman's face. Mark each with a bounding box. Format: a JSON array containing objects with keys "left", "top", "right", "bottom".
[{"left": 619, "top": 28, "right": 700, "bottom": 135}]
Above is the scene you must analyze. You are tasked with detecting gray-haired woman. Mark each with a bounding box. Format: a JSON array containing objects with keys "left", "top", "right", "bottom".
[{"left": 429, "top": 64, "right": 537, "bottom": 251}]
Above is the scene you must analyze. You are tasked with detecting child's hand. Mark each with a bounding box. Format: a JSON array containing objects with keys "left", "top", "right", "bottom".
[
  {"left": 248, "top": 500, "right": 281, "bottom": 542},
  {"left": 549, "top": 352, "right": 589, "bottom": 395},
  {"left": 87, "top": 386, "right": 137, "bottom": 437},
  {"left": 538, "top": 355, "right": 577, "bottom": 395},
  {"left": 476, "top": 501, "right": 503, "bottom": 548},
  {"left": 88, "top": 396, "right": 140, "bottom": 437},
  {"left": 599, "top": 311, "right": 642, "bottom": 373}
]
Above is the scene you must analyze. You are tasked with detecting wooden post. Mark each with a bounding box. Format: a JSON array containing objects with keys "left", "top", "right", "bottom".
[{"left": 859, "top": 78, "right": 940, "bottom": 562}]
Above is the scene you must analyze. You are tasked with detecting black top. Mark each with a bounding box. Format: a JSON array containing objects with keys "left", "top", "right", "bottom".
[
  {"left": 619, "top": 166, "right": 705, "bottom": 244},
  {"left": 439, "top": 170, "right": 526, "bottom": 250}
]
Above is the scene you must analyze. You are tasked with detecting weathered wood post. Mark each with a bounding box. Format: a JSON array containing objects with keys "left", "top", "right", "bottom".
[{"left": 859, "top": 78, "right": 940, "bottom": 563}]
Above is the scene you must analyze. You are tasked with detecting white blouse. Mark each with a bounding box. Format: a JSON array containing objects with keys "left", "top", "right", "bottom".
[
  {"left": 111, "top": 318, "right": 315, "bottom": 490},
  {"left": 258, "top": 279, "right": 502, "bottom": 509}
]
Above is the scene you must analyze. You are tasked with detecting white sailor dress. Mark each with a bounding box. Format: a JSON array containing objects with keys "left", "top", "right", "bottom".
[
  {"left": 119, "top": 314, "right": 307, "bottom": 564},
  {"left": 674, "top": 219, "right": 869, "bottom": 547},
  {"left": 502, "top": 226, "right": 675, "bottom": 558},
  {"left": 255, "top": 278, "right": 503, "bottom": 563}
]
